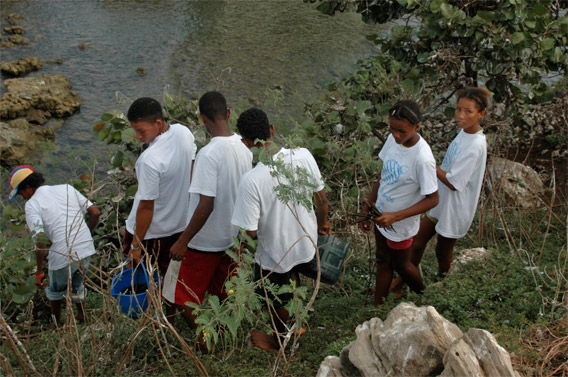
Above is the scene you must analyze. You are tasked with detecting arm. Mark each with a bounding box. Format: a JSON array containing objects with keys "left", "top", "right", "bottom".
[
  {"left": 374, "top": 191, "right": 439, "bottom": 227},
  {"left": 314, "top": 189, "right": 331, "bottom": 235},
  {"left": 170, "top": 194, "right": 215, "bottom": 260},
  {"left": 360, "top": 179, "right": 381, "bottom": 232},
  {"left": 130, "top": 199, "right": 154, "bottom": 262},
  {"left": 436, "top": 166, "right": 457, "bottom": 191},
  {"left": 86, "top": 205, "right": 100, "bottom": 232}
]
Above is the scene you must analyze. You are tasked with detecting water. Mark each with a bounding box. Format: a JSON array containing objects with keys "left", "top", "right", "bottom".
[{"left": 1, "top": 0, "right": 379, "bottom": 171}]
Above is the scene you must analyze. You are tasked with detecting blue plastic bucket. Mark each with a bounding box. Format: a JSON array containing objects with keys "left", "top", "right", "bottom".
[{"left": 110, "top": 263, "right": 160, "bottom": 319}]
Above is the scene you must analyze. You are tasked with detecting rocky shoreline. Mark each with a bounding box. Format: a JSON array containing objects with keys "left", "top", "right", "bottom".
[{"left": 0, "top": 13, "right": 81, "bottom": 166}]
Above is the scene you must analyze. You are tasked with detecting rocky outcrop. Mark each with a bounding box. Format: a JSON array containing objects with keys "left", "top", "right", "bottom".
[
  {"left": 486, "top": 157, "right": 545, "bottom": 208},
  {"left": 0, "top": 119, "right": 55, "bottom": 166},
  {"left": 3, "top": 25, "right": 25, "bottom": 35},
  {"left": 0, "top": 74, "right": 81, "bottom": 119},
  {"left": 317, "top": 303, "right": 520, "bottom": 377},
  {"left": 0, "top": 74, "right": 80, "bottom": 165},
  {"left": 0, "top": 57, "right": 44, "bottom": 77}
]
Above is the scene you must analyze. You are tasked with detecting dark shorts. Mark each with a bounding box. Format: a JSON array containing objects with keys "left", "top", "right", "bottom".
[
  {"left": 254, "top": 262, "right": 310, "bottom": 309},
  {"left": 122, "top": 230, "right": 181, "bottom": 276}
]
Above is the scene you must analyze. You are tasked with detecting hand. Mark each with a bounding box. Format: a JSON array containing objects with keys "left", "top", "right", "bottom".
[
  {"left": 35, "top": 273, "right": 47, "bottom": 289},
  {"left": 170, "top": 240, "right": 187, "bottom": 261},
  {"left": 359, "top": 202, "right": 372, "bottom": 232},
  {"left": 129, "top": 248, "right": 142, "bottom": 265},
  {"left": 318, "top": 222, "right": 332, "bottom": 235},
  {"left": 372, "top": 212, "right": 398, "bottom": 228}
]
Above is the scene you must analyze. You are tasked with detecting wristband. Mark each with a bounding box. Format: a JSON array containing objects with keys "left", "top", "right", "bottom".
[
  {"left": 130, "top": 244, "right": 141, "bottom": 251},
  {"left": 35, "top": 272, "right": 45, "bottom": 279}
]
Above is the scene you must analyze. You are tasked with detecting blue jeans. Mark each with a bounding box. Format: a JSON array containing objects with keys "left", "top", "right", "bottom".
[{"left": 46, "top": 256, "right": 91, "bottom": 302}]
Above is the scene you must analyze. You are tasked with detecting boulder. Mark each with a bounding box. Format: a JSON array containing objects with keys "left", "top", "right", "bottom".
[
  {"left": 0, "top": 57, "right": 44, "bottom": 77},
  {"left": 316, "top": 356, "right": 344, "bottom": 377},
  {"left": 448, "top": 248, "right": 490, "bottom": 274},
  {"left": 348, "top": 318, "right": 388, "bottom": 376},
  {"left": 0, "top": 119, "right": 55, "bottom": 166},
  {"left": 317, "top": 303, "right": 520, "bottom": 377},
  {"left": 486, "top": 157, "right": 544, "bottom": 208},
  {"left": 441, "top": 329, "right": 521, "bottom": 377},
  {"left": 0, "top": 74, "right": 81, "bottom": 119},
  {"left": 371, "top": 303, "right": 463, "bottom": 376}
]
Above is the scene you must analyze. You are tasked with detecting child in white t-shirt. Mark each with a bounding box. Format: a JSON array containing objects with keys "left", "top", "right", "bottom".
[
  {"left": 231, "top": 107, "right": 331, "bottom": 353},
  {"left": 391, "top": 88, "right": 489, "bottom": 290},
  {"left": 165, "top": 92, "right": 252, "bottom": 350},
  {"left": 360, "top": 100, "right": 438, "bottom": 306}
]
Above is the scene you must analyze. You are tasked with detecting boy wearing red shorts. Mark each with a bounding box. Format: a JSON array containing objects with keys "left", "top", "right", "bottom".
[{"left": 164, "top": 92, "right": 252, "bottom": 335}]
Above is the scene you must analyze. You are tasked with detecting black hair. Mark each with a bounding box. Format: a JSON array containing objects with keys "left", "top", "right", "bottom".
[
  {"left": 237, "top": 108, "right": 271, "bottom": 142},
  {"left": 199, "top": 91, "right": 228, "bottom": 121},
  {"left": 388, "top": 100, "right": 422, "bottom": 125},
  {"left": 127, "top": 97, "right": 164, "bottom": 123},
  {"left": 18, "top": 172, "right": 45, "bottom": 191},
  {"left": 456, "top": 87, "right": 491, "bottom": 111}
]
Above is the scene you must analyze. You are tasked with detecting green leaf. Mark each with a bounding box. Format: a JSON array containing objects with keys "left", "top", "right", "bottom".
[
  {"left": 12, "top": 291, "right": 33, "bottom": 304},
  {"left": 552, "top": 46, "right": 564, "bottom": 63},
  {"left": 477, "top": 11, "right": 495, "bottom": 21},
  {"left": 440, "top": 3, "right": 456, "bottom": 19},
  {"left": 430, "top": 0, "right": 443, "bottom": 13},
  {"left": 97, "top": 126, "right": 110, "bottom": 142},
  {"left": 121, "top": 127, "right": 137, "bottom": 144},
  {"left": 511, "top": 32, "right": 525, "bottom": 45},
  {"left": 530, "top": 3, "right": 548, "bottom": 17},
  {"left": 417, "top": 52, "right": 432, "bottom": 63},
  {"left": 125, "top": 184, "right": 138, "bottom": 197},
  {"left": 540, "top": 38, "right": 555, "bottom": 51},
  {"left": 354, "top": 101, "right": 370, "bottom": 115},
  {"left": 365, "top": 33, "right": 378, "bottom": 41},
  {"left": 208, "top": 295, "right": 221, "bottom": 314},
  {"left": 444, "top": 106, "right": 456, "bottom": 118},
  {"left": 101, "top": 113, "right": 114, "bottom": 122},
  {"left": 111, "top": 151, "right": 124, "bottom": 168}
]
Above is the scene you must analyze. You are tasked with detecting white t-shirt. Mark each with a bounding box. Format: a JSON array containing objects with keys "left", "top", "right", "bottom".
[
  {"left": 187, "top": 134, "right": 252, "bottom": 251},
  {"left": 25, "top": 185, "right": 96, "bottom": 270},
  {"left": 430, "top": 130, "right": 487, "bottom": 238},
  {"left": 232, "top": 148, "right": 324, "bottom": 273},
  {"left": 126, "top": 123, "right": 197, "bottom": 239},
  {"left": 376, "top": 134, "right": 437, "bottom": 241}
]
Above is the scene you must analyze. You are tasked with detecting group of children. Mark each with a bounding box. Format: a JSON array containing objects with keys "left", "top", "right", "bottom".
[{"left": 8, "top": 87, "right": 489, "bottom": 352}]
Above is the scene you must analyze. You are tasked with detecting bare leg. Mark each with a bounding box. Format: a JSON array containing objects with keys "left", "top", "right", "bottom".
[
  {"left": 390, "top": 216, "right": 437, "bottom": 296},
  {"left": 50, "top": 300, "right": 63, "bottom": 326},
  {"left": 392, "top": 247, "right": 424, "bottom": 294},
  {"left": 251, "top": 307, "right": 289, "bottom": 353},
  {"left": 435, "top": 235, "right": 458, "bottom": 277},
  {"left": 179, "top": 304, "right": 210, "bottom": 353},
  {"left": 374, "top": 229, "right": 393, "bottom": 306},
  {"left": 165, "top": 301, "right": 176, "bottom": 325},
  {"left": 75, "top": 302, "right": 87, "bottom": 323}
]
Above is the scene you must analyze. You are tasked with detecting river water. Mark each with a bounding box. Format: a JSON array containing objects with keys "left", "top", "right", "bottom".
[{"left": 1, "top": 0, "right": 379, "bottom": 172}]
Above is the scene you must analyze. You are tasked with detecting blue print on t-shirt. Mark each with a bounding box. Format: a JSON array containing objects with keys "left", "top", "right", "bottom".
[
  {"left": 442, "top": 139, "right": 461, "bottom": 169},
  {"left": 381, "top": 159, "right": 409, "bottom": 186}
]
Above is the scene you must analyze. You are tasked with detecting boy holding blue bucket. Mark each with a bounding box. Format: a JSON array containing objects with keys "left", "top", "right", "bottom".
[
  {"left": 231, "top": 108, "right": 331, "bottom": 352},
  {"left": 8, "top": 166, "right": 100, "bottom": 325},
  {"left": 123, "top": 97, "right": 197, "bottom": 321}
]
